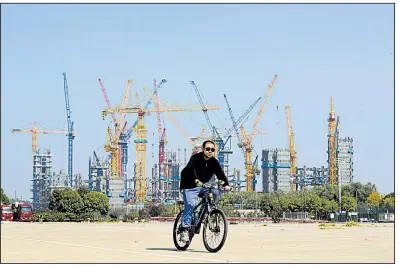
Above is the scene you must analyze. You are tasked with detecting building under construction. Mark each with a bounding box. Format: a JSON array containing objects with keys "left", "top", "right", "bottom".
[
  {"left": 147, "top": 149, "right": 181, "bottom": 203},
  {"left": 261, "top": 148, "right": 291, "bottom": 193},
  {"left": 337, "top": 137, "right": 354, "bottom": 185},
  {"left": 52, "top": 169, "right": 69, "bottom": 188},
  {"left": 32, "top": 148, "right": 53, "bottom": 210}
]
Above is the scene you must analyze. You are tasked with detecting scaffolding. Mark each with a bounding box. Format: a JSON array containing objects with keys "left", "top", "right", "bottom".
[
  {"left": 262, "top": 148, "right": 291, "bottom": 193},
  {"left": 32, "top": 148, "right": 53, "bottom": 210}
]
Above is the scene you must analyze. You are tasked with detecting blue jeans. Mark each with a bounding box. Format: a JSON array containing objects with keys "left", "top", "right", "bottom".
[{"left": 181, "top": 185, "right": 220, "bottom": 228}]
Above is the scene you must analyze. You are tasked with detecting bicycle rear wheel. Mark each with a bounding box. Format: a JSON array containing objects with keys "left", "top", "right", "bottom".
[
  {"left": 173, "top": 210, "right": 191, "bottom": 251},
  {"left": 202, "top": 208, "right": 228, "bottom": 253}
]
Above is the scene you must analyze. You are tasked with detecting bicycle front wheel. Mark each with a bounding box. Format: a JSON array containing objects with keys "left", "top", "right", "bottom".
[
  {"left": 202, "top": 208, "right": 228, "bottom": 253},
  {"left": 173, "top": 211, "right": 191, "bottom": 251}
]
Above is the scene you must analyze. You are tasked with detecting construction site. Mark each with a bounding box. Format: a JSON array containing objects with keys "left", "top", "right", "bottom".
[{"left": 11, "top": 73, "right": 354, "bottom": 210}]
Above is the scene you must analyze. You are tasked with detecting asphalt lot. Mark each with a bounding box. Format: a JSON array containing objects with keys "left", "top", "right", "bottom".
[{"left": 1, "top": 221, "right": 394, "bottom": 263}]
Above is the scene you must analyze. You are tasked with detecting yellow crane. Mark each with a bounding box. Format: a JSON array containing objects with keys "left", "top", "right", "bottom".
[
  {"left": 11, "top": 121, "right": 78, "bottom": 153},
  {"left": 103, "top": 87, "right": 220, "bottom": 203},
  {"left": 239, "top": 74, "right": 278, "bottom": 192},
  {"left": 327, "top": 97, "right": 338, "bottom": 185},
  {"left": 285, "top": 105, "right": 297, "bottom": 192},
  {"left": 104, "top": 79, "right": 132, "bottom": 178}
]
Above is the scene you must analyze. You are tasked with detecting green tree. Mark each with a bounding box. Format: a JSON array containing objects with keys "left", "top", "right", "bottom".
[
  {"left": 380, "top": 197, "right": 394, "bottom": 212},
  {"left": 341, "top": 195, "right": 356, "bottom": 212},
  {"left": 323, "top": 198, "right": 339, "bottom": 213},
  {"left": 268, "top": 192, "right": 290, "bottom": 222},
  {"left": 148, "top": 204, "right": 166, "bottom": 217},
  {"left": 304, "top": 191, "right": 323, "bottom": 215},
  {"left": 82, "top": 191, "right": 110, "bottom": 215},
  {"left": 1, "top": 188, "right": 10, "bottom": 205},
  {"left": 49, "top": 188, "right": 84, "bottom": 214},
  {"left": 77, "top": 186, "right": 90, "bottom": 198}
]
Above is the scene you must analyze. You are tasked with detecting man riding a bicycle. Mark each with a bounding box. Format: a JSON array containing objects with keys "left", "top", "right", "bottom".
[{"left": 179, "top": 140, "right": 231, "bottom": 243}]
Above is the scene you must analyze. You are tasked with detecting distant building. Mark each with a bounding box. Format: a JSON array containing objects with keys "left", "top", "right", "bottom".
[
  {"left": 337, "top": 137, "right": 354, "bottom": 185},
  {"left": 261, "top": 148, "right": 291, "bottom": 193}
]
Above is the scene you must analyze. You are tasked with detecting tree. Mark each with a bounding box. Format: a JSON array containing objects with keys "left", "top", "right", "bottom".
[
  {"left": 381, "top": 197, "right": 394, "bottom": 212},
  {"left": 148, "top": 204, "right": 166, "bottom": 217},
  {"left": 77, "top": 186, "right": 90, "bottom": 198},
  {"left": 367, "top": 191, "right": 382, "bottom": 210},
  {"left": 49, "top": 188, "right": 84, "bottom": 214},
  {"left": 82, "top": 191, "right": 110, "bottom": 215},
  {"left": 1, "top": 188, "right": 10, "bottom": 205},
  {"left": 304, "top": 191, "right": 323, "bottom": 215},
  {"left": 341, "top": 195, "right": 356, "bottom": 212}
]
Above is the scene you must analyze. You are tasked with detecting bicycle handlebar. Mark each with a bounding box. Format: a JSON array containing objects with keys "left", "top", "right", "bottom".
[{"left": 195, "top": 179, "right": 226, "bottom": 190}]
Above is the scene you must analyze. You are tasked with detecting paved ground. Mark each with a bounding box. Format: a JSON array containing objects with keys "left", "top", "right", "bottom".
[{"left": 1, "top": 221, "right": 394, "bottom": 263}]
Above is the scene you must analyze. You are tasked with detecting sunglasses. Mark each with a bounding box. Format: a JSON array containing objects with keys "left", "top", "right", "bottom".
[{"left": 205, "top": 147, "right": 215, "bottom": 152}]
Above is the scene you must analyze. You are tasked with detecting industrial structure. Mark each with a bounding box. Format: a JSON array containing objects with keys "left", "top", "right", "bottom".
[
  {"left": 11, "top": 121, "right": 78, "bottom": 209},
  {"left": 261, "top": 148, "right": 291, "bottom": 193},
  {"left": 11, "top": 73, "right": 359, "bottom": 210},
  {"left": 32, "top": 148, "right": 53, "bottom": 210},
  {"left": 337, "top": 137, "right": 354, "bottom": 185},
  {"left": 103, "top": 84, "right": 220, "bottom": 203}
]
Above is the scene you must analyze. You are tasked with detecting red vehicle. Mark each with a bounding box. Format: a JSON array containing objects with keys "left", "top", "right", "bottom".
[
  {"left": 1, "top": 205, "right": 14, "bottom": 221},
  {"left": 11, "top": 202, "right": 33, "bottom": 222}
]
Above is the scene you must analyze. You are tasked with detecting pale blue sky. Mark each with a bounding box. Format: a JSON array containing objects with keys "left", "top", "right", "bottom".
[{"left": 1, "top": 4, "right": 394, "bottom": 200}]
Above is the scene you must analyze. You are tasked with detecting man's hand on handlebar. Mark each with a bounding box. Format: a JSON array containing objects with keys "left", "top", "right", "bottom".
[{"left": 224, "top": 185, "right": 231, "bottom": 192}]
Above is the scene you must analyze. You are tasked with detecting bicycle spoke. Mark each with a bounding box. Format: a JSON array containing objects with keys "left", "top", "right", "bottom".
[{"left": 205, "top": 212, "right": 225, "bottom": 249}]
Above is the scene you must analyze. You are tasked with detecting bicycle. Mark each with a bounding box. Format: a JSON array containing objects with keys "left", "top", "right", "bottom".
[{"left": 173, "top": 179, "right": 228, "bottom": 253}]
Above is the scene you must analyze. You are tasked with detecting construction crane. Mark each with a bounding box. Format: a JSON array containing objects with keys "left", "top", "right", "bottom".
[
  {"left": 142, "top": 88, "right": 220, "bottom": 155},
  {"left": 104, "top": 80, "right": 132, "bottom": 178},
  {"left": 327, "top": 97, "right": 338, "bottom": 185},
  {"left": 285, "top": 105, "right": 297, "bottom": 192},
  {"left": 104, "top": 87, "right": 220, "bottom": 203},
  {"left": 118, "top": 79, "right": 168, "bottom": 201},
  {"left": 12, "top": 121, "right": 78, "bottom": 152},
  {"left": 153, "top": 79, "right": 168, "bottom": 185},
  {"left": 189, "top": 80, "right": 234, "bottom": 175},
  {"left": 62, "top": 72, "right": 75, "bottom": 187},
  {"left": 224, "top": 94, "right": 262, "bottom": 152},
  {"left": 239, "top": 74, "right": 278, "bottom": 192}
]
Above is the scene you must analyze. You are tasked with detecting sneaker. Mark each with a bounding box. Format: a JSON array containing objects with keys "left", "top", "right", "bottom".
[{"left": 181, "top": 228, "right": 190, "bottom": 243}]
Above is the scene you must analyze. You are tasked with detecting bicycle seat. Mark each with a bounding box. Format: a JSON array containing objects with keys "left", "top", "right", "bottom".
[{"left": 177, "top": 200, "right": 184, "bottom": 205}]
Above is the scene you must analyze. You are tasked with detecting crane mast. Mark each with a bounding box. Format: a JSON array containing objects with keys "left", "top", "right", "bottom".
[
  {"left": 285, "top": 105, "right": 297, "bottom": 192},
  {"left": 62, "top": 72, "right": 75, "bottom": 188},
  {"left": 327, "top": 97, "right": 338, "bottom": 185},
  {"left": 240, "top": 74, "right": 278, "bottom": 192}
]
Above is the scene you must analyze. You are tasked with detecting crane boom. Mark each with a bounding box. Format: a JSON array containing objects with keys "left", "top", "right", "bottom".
[
  {"left": 223, "top": 96, "right": 262, "bottom": 139},
  {"left": 98, "top": 78, "right": 117, "bottom": 125},
  {"left": 189, "top": 81, "right": 216, "bottom": 138},
  {"left": 11, "top": 121, "right": 78, "bottom": 153},
  {"left": 250, "top": 74, "right": 278, "bottom": 142},
  {"left": 62, "top": 72, "right": 75, "bottom": 187},
  {"left": 142, "top": 87, "right": 196, "bottom": 147},
  {"left": 125, "top": 79, "right": 167, "bottom": 141}
]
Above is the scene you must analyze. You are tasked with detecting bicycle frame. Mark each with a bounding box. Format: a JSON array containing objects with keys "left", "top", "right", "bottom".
[{"left": 192, "top": 182, "right": 224, "bottom": 231}]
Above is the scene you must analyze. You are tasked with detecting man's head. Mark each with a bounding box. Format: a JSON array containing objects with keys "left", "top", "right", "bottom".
[{"left": 202, "top": 140, "right": 216, "bottom": 160}]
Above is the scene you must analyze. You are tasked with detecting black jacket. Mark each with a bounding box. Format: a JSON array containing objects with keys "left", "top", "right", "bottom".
[{"left": 180, "top": 152, "right": 229, "bottom": 190}]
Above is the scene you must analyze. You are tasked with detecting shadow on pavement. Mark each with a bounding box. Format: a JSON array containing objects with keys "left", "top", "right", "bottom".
[{"left": 146, "top": 247, "right": 207, "bottom": 253}]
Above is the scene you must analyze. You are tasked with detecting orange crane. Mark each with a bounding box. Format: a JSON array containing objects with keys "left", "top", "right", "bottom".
[
  {"left": 239, "top": 74, "right": 278, "bottom": 192},
  {"left": 285, "top": 105, "right": 297, "bottom": 192},
  {"left": 11, "top": 121, "right": 78, "bottom": 153}
]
